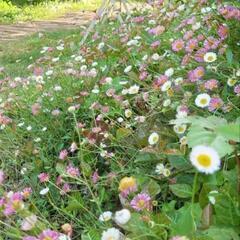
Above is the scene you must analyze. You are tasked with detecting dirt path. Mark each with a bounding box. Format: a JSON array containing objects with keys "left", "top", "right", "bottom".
[{"left": 0, "top": 11, "right": 95, "bottom": 42}]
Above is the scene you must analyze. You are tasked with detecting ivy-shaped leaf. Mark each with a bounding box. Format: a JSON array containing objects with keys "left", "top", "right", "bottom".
[{"left": 169, "top": 184, "right": 192, "bottom": 198}]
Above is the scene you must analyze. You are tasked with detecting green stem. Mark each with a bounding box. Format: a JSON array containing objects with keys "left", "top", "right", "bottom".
[
  {"left": 191, "top": 172, "right": 198, "bottom": 206},
  {"left": 191, "top": 171, "right": 198, "bottom": 238}
]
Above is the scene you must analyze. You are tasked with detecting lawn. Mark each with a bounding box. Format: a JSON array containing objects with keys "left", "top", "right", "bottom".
[
  {"left": 0, "top": 1, "right": 240, "bottom": 240},
  {"left": 0, "top": 0, "right": 102, "bottom": 23}
]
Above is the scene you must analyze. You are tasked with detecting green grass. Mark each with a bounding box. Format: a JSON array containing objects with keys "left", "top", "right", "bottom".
[{"left": 0, "top": 0, "right": 101, "bottom": 23}]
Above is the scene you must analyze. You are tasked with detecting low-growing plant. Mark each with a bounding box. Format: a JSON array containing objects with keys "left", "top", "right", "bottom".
[{"left": 0, "top": 0, "right": 239, "bottom": 240}]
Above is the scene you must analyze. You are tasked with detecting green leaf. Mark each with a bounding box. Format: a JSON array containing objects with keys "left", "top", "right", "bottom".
[
  {"left": 171, "top": 204, "right": 201, "bottom": 237},
  {"left": 169, "top": 184, "right": 192, "bottom": 198},
  {"left": 168, "top": 155, "right": 190, "bottom": 169},
  {"left": 145, "top": 179, "right": 161, "bottom": 197},
  {"left": 203, "top": 227, "right": 239, "bottom": 240},
  {"left": 226, "top": 48, "right": 233, "bottom": 65},
  {"left": 81, "top": 229, "right": 100, "bottom": 240},
  {"left": 116, "top": 127, "right": 132, "bottom": 140},
  {"left": 216, "top": 123, "right": 240, "bottom": 142},
  {"left": 214, "top": 193, "right": 240, "bottom": 226}
]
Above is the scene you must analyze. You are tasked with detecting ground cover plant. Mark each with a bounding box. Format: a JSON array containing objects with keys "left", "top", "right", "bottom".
[{"left": 0, "top": 0, "right": 240, "bottom": 239}]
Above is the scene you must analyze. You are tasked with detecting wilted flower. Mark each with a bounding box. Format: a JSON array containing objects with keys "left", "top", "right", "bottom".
[{"left": 114, "top": 209, "right": 131, "bottom": 225}]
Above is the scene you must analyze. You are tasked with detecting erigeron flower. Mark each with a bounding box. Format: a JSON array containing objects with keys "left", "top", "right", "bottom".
[
  {"left": 128, "top": 85, "right": 140, "bottom": 94},
  {"left": 165, "top": 68, "right": 174, "bottom": 77},
  {"left": 148, "top": 132, "right": 159, "bottom": 145},
  {"left": 190, "top": 146, "right": 221, "bottom": 174},
  {"left": 161, "top": 81, "right": 172, "bottom": 92},
  {"left": 163, "top": 168, "right": 171, "bottom": 177},
  {"left": 155, "top": 163, "right": 165, "bottom": 175},
  {"left": 163, "top": 99, "right": 171, "bottom": 107},
  {"left": 192, "top": 22, "right": 201, "bottom": 30},
  {"left": 173, "top": 124, "right": 187, "bottom": 134},
  {"left": 125, "top": 109, "right": 132, "bottom": 118},
  {"left": 195, "top": 93, "right": 211, "bottom": 108},
  {"left": 117, "top": 117, "right": 124, "bottom": 123},
  {"left": 114, "top": 209, "right": 131, "bottom": 225},
  {"left": 170, "top": 236, "right": 190, "bottom": 240},
  {"left": 21, "top": 215, "right": 37, "bottom": 231},
  {"left": 180, "top": 136, "right": 187, "bottom": 145},
  {"left": 152, "top": 53, "right": 161, "bottom": 61},
  {"left": 204, "top": 52, "right": 217, "bottom": 63},
  {"left": 0, "top": 170, "right": 4, "bottom": 185},
  {"left": 39, "top": 229, "right": 59, "bottom": 240},
  {"left": 227, "top": 78, "right": 237, "bottom": 87},
  {"left": 101, "top": 228, "right": 122, "bottom": 240},
  {"left": 98, "top": 42, "right": 105, "bottom": 50},
  {"left": 39, "top": 187, "right": 49, "bottom": 195},
  {"left": 99, "top": 211, "right": 113, "bottom": 222},
  {"left": 118, "top": 177, "right": 137, "bottom": 197},
  {"left": 124, "top": 65, "right": 132, "bottom": 73},
  {"left": 130, "top": 193, "right": 152, "bottom": 211}
]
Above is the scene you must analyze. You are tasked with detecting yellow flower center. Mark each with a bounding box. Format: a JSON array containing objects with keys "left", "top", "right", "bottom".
[
  {"left": 207, "top": 56, "right": 214, "bottom": 61},
  {"left": 43, "top": 237, "right": 52, "bottom": 240},
  {"left": 200, "top": 98, "right": 207, "bottom": 105},
  {"left": 137, "top": 200, "right": 145, "bottom": 208},
  {"left": 197, "top": 154, "right": 211, "bottom": 167},
  {"left": 107, "top": 237, "right": 114, "bottom": 240}
]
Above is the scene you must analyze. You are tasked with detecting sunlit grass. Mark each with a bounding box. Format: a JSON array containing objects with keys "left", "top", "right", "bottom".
[{"left": 0, "top": 0, "right": 102, "bottom": 23}]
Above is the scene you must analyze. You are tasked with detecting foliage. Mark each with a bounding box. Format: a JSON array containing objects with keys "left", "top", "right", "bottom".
[{"left": 0, "top": 0, "right": 240, "bottom": 240}]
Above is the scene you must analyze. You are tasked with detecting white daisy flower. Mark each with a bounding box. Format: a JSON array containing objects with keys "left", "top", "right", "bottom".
[
  {"left": 192, "top": 22, "right": 201, "bottom": 30},
  {"left": 40, "top": 187, "right": 49, "bottom": 195},
  {"left": 99, "top": 211, "right": 113, "bottom": 222},
  {"left": 148, "top": 132, "right": 159, "bottom": 145},
  {"left": 161, "top": 81, "right": 172, "bottom": 92},
  {"left": 124, "top": 65, "right": 132, "bottom": 74},
  {"left": 173, "top": 124, "right": 187, "bottom": 134},
  {"left": 124, "top": 109, "right": 132, "bottom": 118},
  {"left": 101, "top": 228, "right": 122, "bottom": 240},
  {"left": 98, "top": 42, "right": 105, "bottom": 50},
  {"left": 165, "top": 68, "right": 174, "bottom": 77},
  {"left": 155, "top": 163, "right": 165, "bottom": 175},
  {"left": 152, "top": 53, "right": 161, "bottom": 61},
  {"left": 195, "top": 93, "right": 211, "bottom": 108},
  {"left": 227, "top": 78, "right": 237, "bottom": 87},
  {"left": 190, "top": 146, "right": 221, "bottom": 174},
  {"left": 128, "top": 85, "right": 140, "bottom": 94},
  {"left": 163, "top": 99, "right": 171, "bottom": 107},
  {"left": 204, "top": 52, "right": 217, "bottom": 63},
  {"left": 114, "top": 209, "right": 131, "bottom": 225}
]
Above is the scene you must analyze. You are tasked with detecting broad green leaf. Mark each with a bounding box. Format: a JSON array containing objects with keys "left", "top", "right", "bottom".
[
  {"left": 214, "top": 193, "right": 240, "bottom": 226},
  {"left": 171, "top": 204, "right": 200, "bottom": 237},
  {"left": 216, "top": 123, "right": 240, "bottom": 142},
  {"left": 203, "top": 227, "right": 239, "bottom": 240},
  {"left": 169, "top": 184, "right": 192, "bottom": 198},
  {"left": 145, "top": 179, "right": 161, "bottom": 197},
  {"left": 168, "top": 155, "right": 191, "bottom": 169}
]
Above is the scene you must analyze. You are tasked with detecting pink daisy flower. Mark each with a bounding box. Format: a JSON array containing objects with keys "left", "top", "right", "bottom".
[
  {"left": 39, "top": 229, "right": 59, "bottom": 240},
  {"left": 172, "top": 39, "right": 185, "bottom": 52},
  {"left": 38, "top": 173, "right": 49, "bottom": 183},
  {"left": 130, "top": 193, "right": 152, "bottom": 212},
  {"left": 208, "top": 97, "right": 223, "bottom": 111},
  {"left": 204, "top": 79, "right": 218, "bottom": 90}
]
